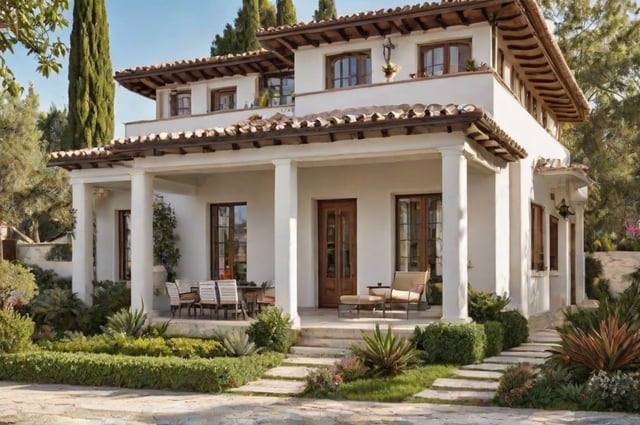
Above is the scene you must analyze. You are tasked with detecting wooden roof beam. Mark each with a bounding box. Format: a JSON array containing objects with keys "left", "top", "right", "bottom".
[
  {"left": 413, "top": 17, "right": 428, "bottom": 31},
  {"left": 435, "top": 14, "right": 447, "bottom": 29},
  {"left": 177, "top": 71, "right": 197, "bottom": 82},
  {"left": 498, "top": 23, "right": 528, "bottom": 32},
  {"left": 371, "top": 22, "right": 385, "bottom": 37},
  {"left": 300, "top": 33, "right": 320, "bottom": 47},
  {"left": 503, "top": 34, "right": 534, "bottom": 41},
  {"left": 277, "top": 37, "right": 297, "bottom": 51},
  {"left": 140, "top": 78, "right": 159, "bottom": 89},
  {"left": 515, "top": 53, "right": 544, "bottom": 61},
  {"left": 271, "top": 50, "right": 294, "bottom": 68},
  {"left": 238, "top": 63, "right": 254, "bottom": 75},
  {"left": 388, "top": 20, "right": 408, "bottom": 35},
  {"left": 355, "top": 25, "right": 370, "bottom": 39},
  {"left": 337, "top": 28, "right": 351, "bottom": 41},
  {"left": 167, "top": 74, "right": 186, "bottom": 84},
  {"left": 401, "top": 18, "right": 416, "bottom": 32}
]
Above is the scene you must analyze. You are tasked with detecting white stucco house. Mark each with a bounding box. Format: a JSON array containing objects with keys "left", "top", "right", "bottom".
[{"left": 50, "top": 0, "right": 591, "bottom": 327}]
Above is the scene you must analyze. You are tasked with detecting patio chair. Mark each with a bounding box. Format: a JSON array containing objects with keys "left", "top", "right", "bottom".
[
  {"left": 197, "top": 280, "right": 219, "bottom": 318},
  {"left": 256, "top": 281, "right": 276, "bottom": 312},
  {"left": 369, "top": 270, "right": 430, "bottom": 319},
  {"left": 216, "top": 279, "right": 246, "bottom": 320},
  {"left": 165, "top": 281, "right": 198, "bottom": 318}
]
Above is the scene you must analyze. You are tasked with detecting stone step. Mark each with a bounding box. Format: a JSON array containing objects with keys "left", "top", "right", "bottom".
[
  {"left": 289, "top": 346, "right": 350, "bottom": 358},
  {"left": 499, "top": 350, "right": 551, "bottom": 358},
  {"left": 453, "top": 369, "right": 503, "bottom": 380},
  {"left": 264, "top": 366, "right": 312, "bottom": 380},
  {"left": 297, "top": 337, "right": 364, "bottom": 350},
  {"left": 284, "top": 356, "right": 339, "bottom": 367},
  {"left": 528, "top": 335, "right": 562, "bottom": 343},
  {"left": 299, "top": 327, "right": 413, "bottom": 340},
  {"left": 483, "top": 356, "right": 545, "bottom": 365},
  {"left": 432, "top": 378, "right": 499, "bottom": 391},
  {"left": 462, "top": 363, "right": 510, "bottom": 372},
  {"left": 511, "top": 343, "right": 555, "bottom": 352},
  {"left": 414, "top": 389, "right": 495, "bottom": 402},
  {"left": 228, "top": 379, "right": 306, "bottom": 395}
]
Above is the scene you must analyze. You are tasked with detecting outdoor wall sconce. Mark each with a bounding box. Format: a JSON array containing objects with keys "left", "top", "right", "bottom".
[
  {"left": 557, "top": 198, "right": 575, "bottom": 219},
  {"left": 382, "top": 35, "right": 395, "bottom": 63}
]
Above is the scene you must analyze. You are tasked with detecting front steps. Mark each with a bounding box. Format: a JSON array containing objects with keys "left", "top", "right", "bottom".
[{"left": 414, "top": 329, "right": 560, "bottom": 404}]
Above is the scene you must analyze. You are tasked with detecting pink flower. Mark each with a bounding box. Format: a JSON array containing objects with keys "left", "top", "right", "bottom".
[{"left": 333, "top": 374, "right": 343, "bottom": 385}]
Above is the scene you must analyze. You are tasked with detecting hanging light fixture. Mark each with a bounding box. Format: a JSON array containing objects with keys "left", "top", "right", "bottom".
[
  {"left": 557, "top": 198, "right": 575, "bottom": 219},
  {"left": 382, "top": 35, "right": 395, "bottom": 63}
]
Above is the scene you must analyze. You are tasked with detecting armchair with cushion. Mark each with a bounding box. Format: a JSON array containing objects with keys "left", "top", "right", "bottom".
[{"left": 369, "top": 270, "right": 430, "bottom": 319}]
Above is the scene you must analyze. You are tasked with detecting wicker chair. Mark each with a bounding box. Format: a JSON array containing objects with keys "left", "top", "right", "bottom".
[{"left": 165, "top": 281, "right": 198, "bottom": 317}]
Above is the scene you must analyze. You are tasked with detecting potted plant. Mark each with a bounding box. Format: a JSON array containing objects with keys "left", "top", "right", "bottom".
[
  {"left": 381, "top": 62, "right": 399, "bottom": 81},
  {"left": 465, "top": 58, "right": 477, "bottom": 72}
]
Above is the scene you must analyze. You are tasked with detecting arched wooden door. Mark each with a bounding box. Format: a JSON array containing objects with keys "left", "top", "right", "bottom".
[{"left": 318, "top": 199, "right": 357, "bottom": 307}]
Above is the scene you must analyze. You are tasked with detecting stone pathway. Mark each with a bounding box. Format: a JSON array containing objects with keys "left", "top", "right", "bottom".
[{"left": 414, "top": 329, "right": 561, "bottom": 404}]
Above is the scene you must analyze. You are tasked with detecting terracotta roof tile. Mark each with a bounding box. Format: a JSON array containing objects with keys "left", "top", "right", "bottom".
[{"left": 535, "top": 157, "right": 588, "bottom": 173}]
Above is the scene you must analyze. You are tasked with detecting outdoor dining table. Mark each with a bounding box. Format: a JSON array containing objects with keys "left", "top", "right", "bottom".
[{"left": 236, "top": 284, "right": 262, "bottom": 316}]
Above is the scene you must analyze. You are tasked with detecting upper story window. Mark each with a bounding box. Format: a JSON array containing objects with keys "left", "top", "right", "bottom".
[
  {"left": 326, "top": 51, "right": 371, "bottom": 89},
  {"left": 170, "top": 90, "right": 191, "bottom": 116},
  {"left": 264, "top": 73, "right": 294, "bottom": 106},
  {"left": 420, "top": 40, "right": 471, "bottom": 77},
  {"left": 211, "top": 87, "right": 236, "bottom": 111}
]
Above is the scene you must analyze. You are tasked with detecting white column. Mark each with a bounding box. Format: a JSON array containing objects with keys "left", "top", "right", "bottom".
[
  {"left": 71, "top": 181, "right": 94, "bottom": 304},
  {"left": 557, "top": 217, "right": 571, "bottom": 308},
  {"left": 440, "top": 147, "right": 469, "bottom": 322},
  {"left": 273, "top": 159, "right": 300, "bottom": 327},
  {"left": 130, "top": 171, "right": 154, "bottom": 312},
  {"left": 574, "top": 203, "right": 586, "bottom": 305}
]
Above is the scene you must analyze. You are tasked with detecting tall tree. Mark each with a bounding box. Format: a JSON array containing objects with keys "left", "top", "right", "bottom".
[
  {"left": 276, "top": 0, "right": 297, "bottom": 26},
  {"left": 66, "top": 0, "right": 114, "bottom": 149},
  {"left": 0, "top": 0, "right": 69, "bottom": 95},
  {"left": 541, "top": 0, "right": 640, "bottom": 247},
  {"left": 38, "top": 105, "right": 69, "bottom": 152},
  {"left": 314, "top": 0, "right": 337, "bottom": 22},
  {"left": 211, "top": 0, "right": 269, "bottom": 56}
]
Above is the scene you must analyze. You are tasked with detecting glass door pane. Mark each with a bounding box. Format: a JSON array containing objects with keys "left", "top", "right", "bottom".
[
  {"left": 341, "top": 213, "right": 351, "bottom": 278},
  {"left": 326, "top": 211, "right": 336, "bottom": 278}
]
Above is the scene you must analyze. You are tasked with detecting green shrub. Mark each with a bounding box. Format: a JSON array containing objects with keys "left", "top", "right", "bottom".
[
  {"left": 0, "top": 260, "right": 37, "bottom": 310},
  {"left": 428, "top": 282, "right": 442, "bottom": 305},
  {"left": 483, "top": 320, "right": 504, "bottom": 357},
  {"left": 42, "top": 335, "right": 224, "bottom": 358},
  {"left": 351, "top": 324, "right": 418, "bottom": 377},
  {"left": 0, "top": 310, "right": 34, "bottom": 353},
  {"left": 497, "top": 310, "right": 529, "bottom": 349},
  {"left": 494, "top": 363, "right": 537, "bottom": 407},
  {"left": 304, "top": 366, "right": 342, "bottom": 398},
  {"left": 28, "top": 288, "right": 86, "bottom": 336},
  {"left": 220, "top": 329, "right": 261, "bottom": 357},
  {"left": 45, "top": 244, "right": 72, "bottom": 261},
  {"left": 413, "top": 322, "right": 486, "bottom": 364},
  {"left": 583, "top": 370, "right": 640, "bottom": 412},
  {"left": 246, "top": 306, "right": 292, "bottom": 352},
  {"left": 0, "top": 351, "right": 283, "bottom": 393},
  {"left": 103, "top": 306, "right": 147, "bottom": 337},
  {"left": 585, "top": 255, "right": 605, "bottom": 300},
  {"left": 333, "top": 356, "right": 368, "bottom": 383},
  {"left": 25, "top": 264, "right": 70, "bottom": 290},
  {"left": 468, "top": 285, "right": 510, "bottom": 323}
]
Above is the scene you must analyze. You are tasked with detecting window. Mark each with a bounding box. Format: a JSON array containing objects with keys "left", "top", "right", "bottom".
[
  {"left": 170, "top": 91, "right": 191, "bottom": 116},
  {"left": 550, "top": 215, "right": 559, "bottom": 271},
  {"left": 211, "top": 203, "right": 247, "bottom": 281},
  {"left": 396, "top": 194, "right": 442, "bottom": 279},
  {"left": 326, "top": 51, "right": 371, "bottom": 89},
  {"left": 211, "top": 87, "right": 236, "bottom": 111},
  {"left": 531, "top": 203, "right": 544, "bottom": 271},
  {"left": 264, "top": 73, "right": 294, "bottom": 106},
  {"left": 118, "top": 210, "right": 131, "bottom": 280},
  {"left": 420, "top": 40, "right": 471, "bottom": 77}
]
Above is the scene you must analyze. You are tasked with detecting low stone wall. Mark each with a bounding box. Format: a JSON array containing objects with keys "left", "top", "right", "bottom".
[
  {"left": 591, "top": 251, "right": 640, "bottom": 293},
  {"left": 17, "top": 242, "right": 72, "bottom": 278}
]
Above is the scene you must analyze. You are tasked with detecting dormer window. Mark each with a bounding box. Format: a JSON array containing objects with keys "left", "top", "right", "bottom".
[
  {"left": 211, "top": 87, "right": 236, "bottom": 111},
  {"left": 420, "top": 40, "right": 471, "bottom": 77},
  {"left": 326, "top": 51, "right": 371, "bottom": 89},
  {"left": 170, "top": 90, "right": 191, "bottom": 116}
]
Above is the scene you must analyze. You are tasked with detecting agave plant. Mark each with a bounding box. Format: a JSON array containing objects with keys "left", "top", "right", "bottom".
[
  {"left": 351, "top": 323, "right": 417, "bottom": 377},
  {"left": 221, "top": 329, "right": 261, "bottom": 357},
  {"left": 549, "top": 314, "right": 640, "bottom": 372},
  {"left": 103, "top": 305, "right": 148, "bottom": 338}
]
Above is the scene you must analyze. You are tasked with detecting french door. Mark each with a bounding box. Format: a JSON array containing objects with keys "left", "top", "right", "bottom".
[{"left": 318, "top": 199, "right": 357, "bottom": 307}]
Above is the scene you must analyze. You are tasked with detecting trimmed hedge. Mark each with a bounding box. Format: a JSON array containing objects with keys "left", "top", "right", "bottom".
[
  {"left": 40, "top": 335, "right": 225, "bottom": 358},
  {"left": 497, "top": 310, "right": 529, "bottom": 349},
  {"left": 413, "top": 322, "right": 486, "bottom": 364},
  {"left": 0, "top": 310, "right": 35, "bottom": 353},
  {"left": 0, "top": 351, "right": 283, "bottom": 393},
  {"left": 483, "top": 320, "right": 504, "bottom": 357}
]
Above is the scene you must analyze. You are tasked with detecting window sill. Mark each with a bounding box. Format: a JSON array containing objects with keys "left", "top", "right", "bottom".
[{"left": 531, "top": 270, "right": 547, "bottom": 277}]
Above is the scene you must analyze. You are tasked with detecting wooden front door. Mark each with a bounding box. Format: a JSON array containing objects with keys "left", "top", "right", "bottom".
[{"left": 318, "top": 199, "right": 357, "bottom": 307}]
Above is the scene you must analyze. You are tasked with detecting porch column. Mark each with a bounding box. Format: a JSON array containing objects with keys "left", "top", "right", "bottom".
[
  {"left": 130, "top": 170, "right": 154, "bottom": 312},
  {"left": 574, "top": 203, "right": 586, "bottom": 304},
  {"left": 273, "top": 159, "right": 300, "bottom": 327},
  {"left": 71, "top": 181, "right": 94, "bottom": 304},
  {"left": 557, "top": 216, "right": 571, "bottom": 308},
  {"left": 440, "top": 147, "right": 469, "bottom": 322}
]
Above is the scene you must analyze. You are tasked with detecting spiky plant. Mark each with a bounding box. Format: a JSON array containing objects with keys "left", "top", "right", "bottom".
[
  {"left": 221, "top": 329, "right": 261, "bottom": 357},
  {"left": 351, "top": 323, "right": 417, "bottom": 377},
  {"left": 549, "top": 314, "right": 640, "bottom": 372},
  {"left": 103, "top": 306, "right": 147, "bottom": 338}
]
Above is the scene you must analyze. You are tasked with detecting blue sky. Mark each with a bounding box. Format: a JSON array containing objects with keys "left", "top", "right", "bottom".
[{"left": 8, "top": 0, "right": 410, "bottom": 139}]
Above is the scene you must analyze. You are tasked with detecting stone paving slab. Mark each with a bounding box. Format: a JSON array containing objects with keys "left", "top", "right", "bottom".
[
  {"left": 433, "top": 378, "right": 499, "bottom": 391},
  {"left": 228, "top": 378, "right": 306, "bottom": 395},
  {"left": 264, "top": 365, "right": 312, "bottom": 379},
  {"left": 483, "top": 356, "right": 545, "bottom": 365},
  {"left": 414, "top": 388, "right": 496, "bottom": 402},
  {"left": 453, "top": 369, "right": 503, "bottom": 380},
  {"left": 512, "top": 343, "right": 555, "bottom": 352},
  {"left": 289, "top": 346, "right": 350, "bottom": 357},
  {"left": 528, "top": 335, "right": 562, "bottom": 343},
  {"left": 499, "top": 350, "right": 551, "bottom": 358},
  {"left": 462, "top": 362, "right": 510, "bottom": 371},
  {"left": 283, "top": 356, "right": 337, "bottom": 366}
]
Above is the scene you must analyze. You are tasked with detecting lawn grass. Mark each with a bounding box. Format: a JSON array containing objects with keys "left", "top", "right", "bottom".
[{"left": 338, "top": 364, "right": 456, "bottom": 402}]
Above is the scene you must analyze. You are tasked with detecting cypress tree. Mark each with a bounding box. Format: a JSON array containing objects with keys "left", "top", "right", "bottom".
[
  {"left": 276, "top": 0, "right": 297, "bottom": 26},
  {"left": 314, "top": 0, "right": 337, "bottom": 22},
  {"left": 259, "top": 0, "right": 276, "bottom": 29},
  {"left": 212, "top": 0, "right": 261, "bottom": 55},
  {"left": 67, "top": 0, "right": 114, "bottom": 149}
]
